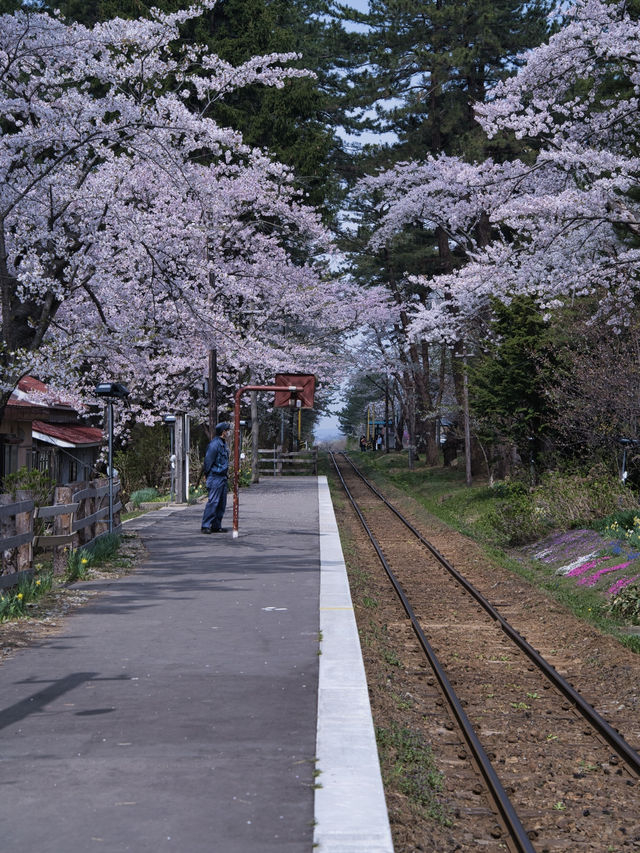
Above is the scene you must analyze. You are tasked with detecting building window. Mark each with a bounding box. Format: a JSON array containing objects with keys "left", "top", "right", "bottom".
[
  {"left": 1, "top": 441, "right": 18, "bottom": 487},
  {"left": 33, "top": 447, "right": 56, "bottom": 481}
]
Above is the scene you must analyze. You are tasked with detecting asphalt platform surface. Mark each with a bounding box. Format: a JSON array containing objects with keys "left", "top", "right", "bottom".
[{"left": 0, "top": 477, "right": 392, "bottom": 853}]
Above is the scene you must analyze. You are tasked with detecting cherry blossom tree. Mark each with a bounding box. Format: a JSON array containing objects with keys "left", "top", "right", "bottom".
[
  {"left": 0, "top": 3, "right": 392, "bottom": 426},
  {"left": 348, "top": 0, "right": 640, "bottom": 472},
  {"left": 399, "top": 0, "right": 640, "bottom": 343}
]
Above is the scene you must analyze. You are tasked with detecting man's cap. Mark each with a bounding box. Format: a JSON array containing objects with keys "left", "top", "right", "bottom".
[{"left": 215, "top": 421, "right": 231, "bottom": 435}]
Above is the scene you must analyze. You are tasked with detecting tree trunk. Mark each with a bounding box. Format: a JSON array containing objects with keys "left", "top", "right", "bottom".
[{"left": 425, "top": 419, "right": 439, "bottom": 466}]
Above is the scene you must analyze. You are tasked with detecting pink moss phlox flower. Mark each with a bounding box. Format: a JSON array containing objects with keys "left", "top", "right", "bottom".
[
  {"left": 565, "top": 557, "right": 608, "bottom": 578},
  {"left": 607, "top": 574, "right": 640, "bottom": 595},
  {"left": 578, "top": 562, "right": 633, "bottom": 587}
]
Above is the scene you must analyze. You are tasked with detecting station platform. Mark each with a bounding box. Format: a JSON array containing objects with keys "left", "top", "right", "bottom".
[{"left": 0, "top": 477, "right": 393, "bottom": 852}]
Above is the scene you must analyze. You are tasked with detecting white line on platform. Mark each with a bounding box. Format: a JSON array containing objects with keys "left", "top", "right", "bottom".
[{"left": 314, "top": 476, "right": 394, "bottom": 853}]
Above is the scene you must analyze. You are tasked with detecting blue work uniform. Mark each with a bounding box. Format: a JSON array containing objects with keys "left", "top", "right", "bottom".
[{"left": 201, "top": 435, "right": 229, "bottom": 531}]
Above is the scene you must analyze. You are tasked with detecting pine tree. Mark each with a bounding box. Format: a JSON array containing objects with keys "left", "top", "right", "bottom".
[{"left": 334, "top": 0, "right": 551, "bottom": 161}]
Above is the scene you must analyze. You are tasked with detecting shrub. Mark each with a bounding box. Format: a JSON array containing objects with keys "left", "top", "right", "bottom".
[
  {"left": 3, "top": 467, "right": 55, "bottom": 536},
  {"left": 113, "top": 424, "right": 169, "bottom": 496},
  {"left": 3, "top": 466, "right": 55, "bottom": 503},
  {"left": 485, "top": 466, "right": 639, "bottom": 546},
  {"left": 65, "top": 534, "right": 122, "bottom": 582},
  {"left": 65, "top": 548, "right": 92, "bottom": 583},
  {"left": 607, "top": 584, "right": 640, "bottom": 624},
  {"left": 489, "top": 480, "right": 528, "bottom": 500},
  {"left": 130, "top": 487, "right": 159, "bottom": 507},
  {"left": 485, "top": 491, "right": 549, "bottom": 546},
  {"left": 593, "top": 509, "right": 640, "bottom": 534},
  {"left": 89, "top": 533, "right": 121, "bottom": 562},
  {"left": 535, "top": 467, "right": 638, "bottom": 529}
]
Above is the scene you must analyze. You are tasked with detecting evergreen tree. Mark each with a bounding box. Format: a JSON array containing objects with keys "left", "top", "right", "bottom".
[
  {"left": 332, "top": 0, "right": 551, "bottom": 162},
  {"left": 330, "top": 0, "right": 551, "bottom": 466},
  {"left": 469, "top": 296, "right": 554, "bottom": 465}
]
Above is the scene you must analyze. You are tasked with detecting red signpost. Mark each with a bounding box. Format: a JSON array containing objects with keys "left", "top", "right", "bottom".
[{"left": 232, "top": 377, "right": 315, "bottom": 537}]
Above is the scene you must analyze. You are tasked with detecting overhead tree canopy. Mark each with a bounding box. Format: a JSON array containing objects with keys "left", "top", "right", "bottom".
[
  {"left": 44, "top": 0, "right": 348, "bottom": 216},
  {"left": 0, "top": 3, "right": 393, "bottom": 427}
]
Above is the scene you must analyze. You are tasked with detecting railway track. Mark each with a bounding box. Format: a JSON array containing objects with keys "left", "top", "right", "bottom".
[{"left": 330, "top": 451, "right": 640, "bottom": 852}]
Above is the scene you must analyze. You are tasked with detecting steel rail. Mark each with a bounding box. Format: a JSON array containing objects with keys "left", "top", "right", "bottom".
[
  {"left": 330, "top": 452, "right": 536, "bottom": 853},
  {"left": 339, "top": 451, "right": 640, "bottom": 778}
]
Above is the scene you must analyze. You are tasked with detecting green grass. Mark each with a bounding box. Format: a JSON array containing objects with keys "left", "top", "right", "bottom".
[
  {"left": 376, "top": 722, "right": 450, "bottom": 824},
  {"left": 352, "top": 451, "right": 498, "bottom": 539}
]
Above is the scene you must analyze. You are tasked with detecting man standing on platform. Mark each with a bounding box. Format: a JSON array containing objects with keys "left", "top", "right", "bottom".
[{"left": 201, "top": 422, "right": 231, "bottom": 533}]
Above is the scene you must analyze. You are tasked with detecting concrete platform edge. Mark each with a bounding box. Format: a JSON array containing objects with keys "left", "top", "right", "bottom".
[{"left": 313, "top": 476, "right": 394, "bottom": 852}]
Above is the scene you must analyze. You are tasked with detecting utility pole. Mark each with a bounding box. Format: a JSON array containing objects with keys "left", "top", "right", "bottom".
[
  {"left": 463, "top": 350, "right": 472, "bottom": 487},
  {"left": 384, "top": 376, "right": 390, "bottom": 453}
]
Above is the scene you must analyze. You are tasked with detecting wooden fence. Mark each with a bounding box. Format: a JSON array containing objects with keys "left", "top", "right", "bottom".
[
  {"left": 257, "top": 448, "right": 318, "bottom": 477},
  {"left": 0, "top": 478, "right": 121, "bottom": 588}
]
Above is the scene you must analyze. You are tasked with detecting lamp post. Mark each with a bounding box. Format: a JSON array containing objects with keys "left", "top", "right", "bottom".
[
  {"left": 618, "top": 437, "right": 639, "bottom": 484},
  {"left": 94, "top": 382, "right": 129, "bottom": 533},
  {"left": 163, "top": 415, "right": 177, "bottom": 502}
]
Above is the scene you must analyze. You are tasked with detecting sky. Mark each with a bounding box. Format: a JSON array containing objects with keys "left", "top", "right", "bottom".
[
  {"left": 315, "top": 401, "right": 344, "bottom": 441},
  {"left": 345, "top": 0, "right": 369, "bottom": 12}
]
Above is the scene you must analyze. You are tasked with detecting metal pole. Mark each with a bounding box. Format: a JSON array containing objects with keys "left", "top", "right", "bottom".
[
  {"left": 169, "top": 424, "right": 175, "bottom": 502},
  {"left": 251, "top": 391, "right": 259, "bottom": 484},
  {"left": 175, "top": 415, "right": 185, "bottom": 503},
  {"left": 107, "top": 400, "right": 114, "bottom": 534},
  {"left": 185, "top": 414, "right": 190, "bottom": 500},
  {"left": 289, "top": 406, "right": 295, "bottom": 453}
]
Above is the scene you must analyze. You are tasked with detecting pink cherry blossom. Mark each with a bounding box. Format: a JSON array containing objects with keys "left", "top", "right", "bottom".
[{"left": 356, "top": 0, "right": 640, "bottom": 351}]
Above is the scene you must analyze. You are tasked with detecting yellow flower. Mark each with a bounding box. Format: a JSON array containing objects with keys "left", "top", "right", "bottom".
[
  {"left": 17, "top": 593, "right": 23, "bottom": 600},
  {"left": 35, "top": 579, "right": 41, "bottom": 586},
  {"left": 81, "top": 558, "right": 88, "bottom": 565}
]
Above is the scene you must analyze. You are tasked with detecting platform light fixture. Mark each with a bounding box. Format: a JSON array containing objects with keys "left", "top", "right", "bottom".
[
  {"left": 94, "top": 381, "right": 130, "bottom": 401},
  {"left": 618, "top": 436, "right": 640, "bottom": 484},
  {"left": 95, "top": 381, "right": 129, "bottom": 532},
  {"left": 163, "top": 415, "right": 177, "bottom": 502}
]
